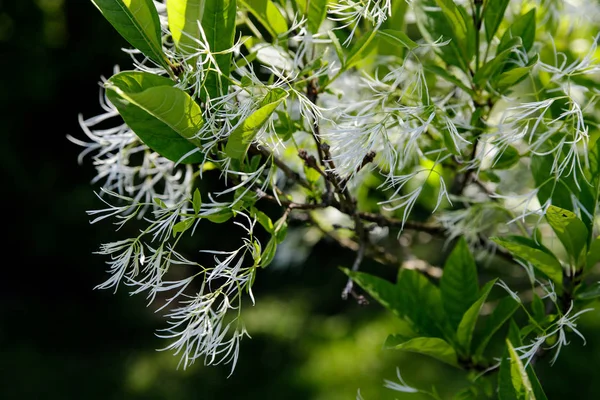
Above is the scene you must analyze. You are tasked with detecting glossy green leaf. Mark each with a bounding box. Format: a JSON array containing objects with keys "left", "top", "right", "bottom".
[
  {"left": 251, "top": 207, "right": 274, "bottom": 233},
  {"left": 192, "top": 188, "right": 202, "bottom": 214},
  {"left": 456, "top": 280, "right": 497, "bottom": 354},
  {"left": 498, "top": 340, "right": 535, "bottom": 400},
  {"left": 492, "top": 236, "right": 563, "bottom": 288},
  {"left": 205, "top": 208, "right": 234, "bottom": 223},
  {"left": 545, "top": 205, "right": 588, "bottom": 266},
  {"left": 261, "top": 236, "right": 277, "bottom": 267},
  {"left": 385, "top": 335, "right": 459, "bottom": 367},
  {"left": 225, "top": 88, "right": 288, "bottom": 159},
  {"left": 492, "top": 236, "right": 563, "bottom": 286},
  {"left": 474, "top": 296, "right": 520, "bottom": 357},
  {"left": 586, "top": 236, "right": 600, "bottom": 272},
  {"left": 484, "top": 0, "right": 510, "bottom": 42},
  {"left": 296, "top": 0, "right": 327, "bottom": 33},
  {"left": 440, "top": 238, "right": 480, "bottom": 329},
  {"left": 105, "top": 71, "right": 204, "bottom": 164},
  {"left": 173, "top": 218, "right": 194, "bottom": 237},
  {"left": 200, "top": 0, "right": 237, "bottom": 100},
  {"left": 241, "top": 0, "right": 288, "bottom": 38},
  {"left": 167, "top": 0, "right": 205, "bottom": 53},
  {"left": 497, "top": 8, "right": 536, "bottom": 55},
  {"left": 377, "top": 29, "right": 418, "bottom": 50},
  {"left": 91, "top": 0, "right": 170, "bottom": 70},
  {"left": 502, "top": 322, "right": 548, "bottom": 400}
]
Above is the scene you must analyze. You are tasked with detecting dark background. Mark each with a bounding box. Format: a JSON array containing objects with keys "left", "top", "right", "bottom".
[{"left": 2, "top": 1, "right": 600, "bottom": 399}]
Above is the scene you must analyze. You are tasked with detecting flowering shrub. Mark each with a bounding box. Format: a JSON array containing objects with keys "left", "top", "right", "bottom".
[{"left": 71, "top": 0, "right": 600, "bottom": 397}]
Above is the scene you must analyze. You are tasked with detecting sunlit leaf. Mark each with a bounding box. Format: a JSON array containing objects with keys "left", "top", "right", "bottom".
[
  {"left": 91, "top": 0, "right": 170, "bottom": 70},
  {"left": 105, "top": 71, "right": 204, "bottom": 164},
  {"left": 225, "top": 88, "right": 288, "bottom": 159},
  {"left": 492, "top": 236, "right": 563, "bottom": 287},
  {"left": 545, "top": 205, "right": 588, "bottom": 267},
  {"left": 385, "top": 335, "right": 459, "bottom": 367},
  {"left": 440, "top": 238, "right": 480, "bottom": 329},
  {"left": 240, "top": 0, "right": 288, "bottom": 38}
]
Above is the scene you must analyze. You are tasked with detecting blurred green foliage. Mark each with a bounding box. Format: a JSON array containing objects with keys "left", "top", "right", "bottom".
[{"left": 2, "top": 1, "right": 600, "bottom": 399}]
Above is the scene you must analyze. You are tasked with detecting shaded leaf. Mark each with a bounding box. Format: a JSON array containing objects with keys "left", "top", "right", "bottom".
[
  {"left": 474, "top": 296, "right": 520, "bottom": 357},
  {"left": 440, "top": 238, "right": 480, "bottom": 329},
  {"left": 456, "top": 280, "right": 497, "bottom": 354}
]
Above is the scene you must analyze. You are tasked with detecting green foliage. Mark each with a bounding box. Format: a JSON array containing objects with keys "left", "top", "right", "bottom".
[
  {"left": 105, "top": 71, "right": 204, "bottom": 163},
  {"left": 82, "top": 0, "right": 600, "bottom": 397}
]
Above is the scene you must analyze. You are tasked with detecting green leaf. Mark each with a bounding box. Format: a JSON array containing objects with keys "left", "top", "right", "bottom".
[
  {"left": 225, "top": 88, "right": 288, "bottom": 159},
  {"left": 261, "top": 236, "right": 277, "bottom": 267},
  {"left": 456, "top": 280, "right": 497, "bottom": 354},
  {"left": 192, "top": 188, "right": 202, "bottom": 214},
  {"left": 474, "top": 296, "right": 520, "bottom": 358},
  {"left": 205, "top": 208, "right": 234, "bottom": 223},
  {"left": 497, "top": 8, "right": 536, "bottom": 55},
  {"left": 424, "top": 65, "right": 475, "bottom": 95},
  {"left": 105, "top": 71, "right": 204, "bottom": 164},
  {"left": 493, "top": 54, "right": 538, "bottom": 92},
  {"left": 575, "top": 282, "right": 600, "bottom": 300},
  {"left": 384, "top": 336, "right": 459, "bottom": 367},
  {"left": 498, "top": 340, "right": 536, "bottom": 400},
  {"left": 397, "top": 269, "right": 448, "bottom": 337},
  {"left": 377, "top": 29, "right": 419, "bottom": 51},
  {"left": 328, "top": 30, "right": 345, "bottom": 66},
  {"left": 484, "top": 0, "right": 510, "bottom": 42},
  {"left": 167, "top": 0, "right": 205, "bottom": 53},
  {"left": 345, "top": 29, "right": 378, "bottom": 70},
  {"left": 91, "top": 0, "right": 170, "bottom": 70},
  {"left": 586, "top": 236, "right": 600, "bottom": 272},
  {"left": 491, "top": 145, "right": 521, "bottom": 170},
  {"left": 545, "top": 205, "right": 588, "bottom": 267},
  {"left": 473, "top": 39, "right": 520, "bottom": 86},
  {"left": 414, "top": 0, "right": 471, "bottom": 71},
  {"left": 296, "top": 0, "right": 327, "bottom": 33},
  {"left": 200, "top": 0, "right": 237, "bottom": 100},
  {"left": 240, "top": 0, "right": 288, "bottom": 38},
  {"left": 434, "top": 0, "right": 475, "bottom": 64},
  {"left": 172, "top": 218, "right": 194, "bottom": 237},
  {"left": 251, "top": 207, "right": 274, "bottom": 232},
  {"left": 341, "top": 269, "right": 403, "bottom": 318},
  {"left": 344, "top": 269, "right": 446, "bottom": 337},
  {"left": 492, "top": 236, "right": 563, "bottom": 287},
  {"left": 440, "top": 238, "right": 480, "bottom": 329}
]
